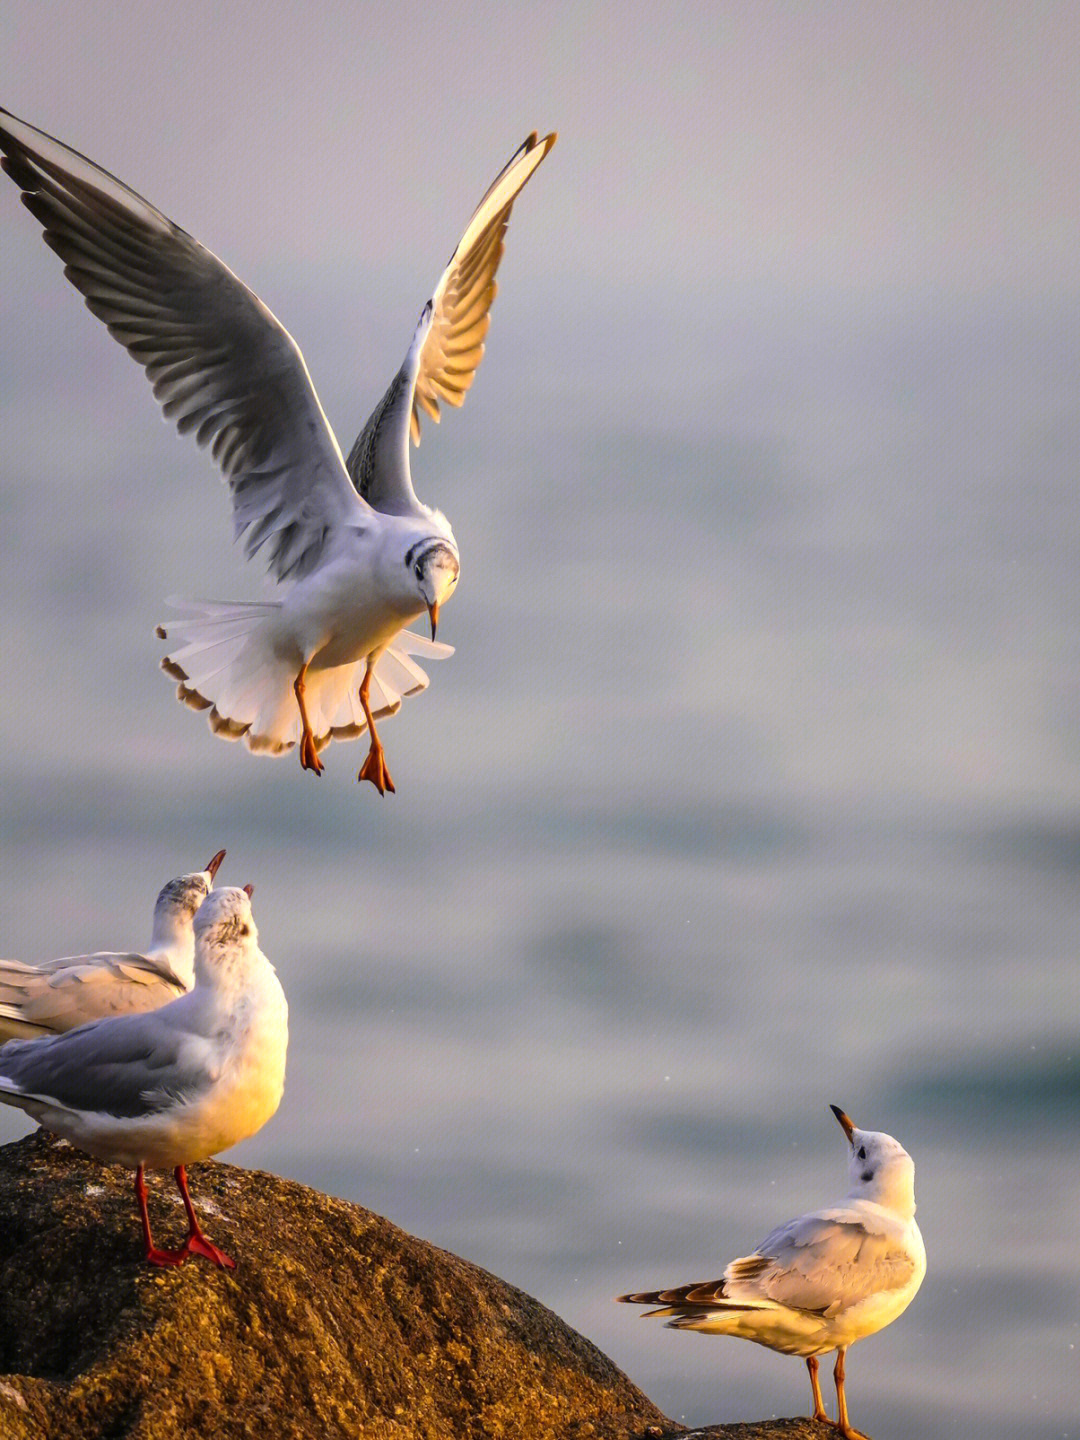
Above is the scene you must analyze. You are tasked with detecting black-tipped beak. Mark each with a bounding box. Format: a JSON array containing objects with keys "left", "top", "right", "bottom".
[
  {"left": 205, "top": 849, "right": 226, "bottom": 882},
  {"left": 243, "top": 883, "right": 255, "bottom": 899},
  {"left": 428, "top": 600, "right": 439, "bottom": 641},
  {"left": 830, "top": 1104, "right": 856, "bottom": 1145}
]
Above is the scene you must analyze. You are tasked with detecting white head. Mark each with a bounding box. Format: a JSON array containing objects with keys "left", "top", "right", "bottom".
[
  {"left": 192, "top": 875, "right": 260, "bottom": 979},
  {"left": 831, "top": 1105, "right": 917, "bottom": 1219},
  {"left": 150, "top": 849, "right": 225, "bottom": 951},
  {"left": 405, "top": 537, "right": 460, "bottom": 639}
]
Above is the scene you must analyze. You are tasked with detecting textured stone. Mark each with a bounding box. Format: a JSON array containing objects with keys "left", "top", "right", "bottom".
[{"left": 0, "top": 1131, "right": 837, "bottom": 1439}]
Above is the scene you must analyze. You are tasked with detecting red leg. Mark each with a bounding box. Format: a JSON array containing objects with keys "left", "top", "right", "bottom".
[
  {"left": 173, "top": 1164, "right": 236, "bottom": 1270},
  {"left": 356, "top": 660, "right": 395, "bottom": 794},
  {"left": 134, "top": 1164, "right": 187, "bottom": 1267}
]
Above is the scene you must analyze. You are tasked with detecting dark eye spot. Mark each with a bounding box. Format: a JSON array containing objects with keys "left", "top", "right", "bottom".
[
  {"left": 857, "top": 1146, "right": 866, "bottom": 1159},
  {"left": 414, "top": 562, "right": 423, "bottom": 580},
  {"left": 861, "top": 1169, "right": 874, "bottom": 1183}
]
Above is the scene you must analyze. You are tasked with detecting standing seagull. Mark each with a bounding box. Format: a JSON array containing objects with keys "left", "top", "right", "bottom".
[
  {"left": 0, "top": 850, "right": 225, "bottom": 1042},
  {"left": 617, "top": 1107, "right": 926, "bottom": 1440},
  {"left": 0, "top": 885, "right": 288, "bottom": 1269},
  {"left": 0, "top": 110, "right": 556, "bottom": 792}
]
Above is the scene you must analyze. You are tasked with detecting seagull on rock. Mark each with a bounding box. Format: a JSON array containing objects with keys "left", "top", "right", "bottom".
[
  {"left": 0, "top": 885, "right": 288, "bottom": 1269},
  {"left": 0, "top": 109, "right": 556, "bottom": 792},
  {"left": 0, "top": 851, "right": 225, "bottom": 1042},
  {"left": 617, "top": 1106, "right": 926, "bottom": 1440}
]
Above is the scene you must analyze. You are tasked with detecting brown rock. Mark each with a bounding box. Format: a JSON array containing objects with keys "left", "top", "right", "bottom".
[{"left": 0, "top": 1131, "right": 837, "bottom": 1439}]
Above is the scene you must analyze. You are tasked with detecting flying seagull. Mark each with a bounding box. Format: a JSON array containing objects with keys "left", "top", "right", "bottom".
[
  {"left": 0, "top": 851, "right": 225, "bottom": 1041},
  {"left": 617, "top": 1106, "right": 926, "bottom": 1440},
  {"left": 0, "top": 109, "right": 556, "bottom": 792},
  {"left": 0, "top": 885, "right": 288, "bottom": 1269}
]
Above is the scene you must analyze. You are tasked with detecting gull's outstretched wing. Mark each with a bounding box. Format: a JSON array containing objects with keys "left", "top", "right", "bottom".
[
  {"left": 347, "top": 131, "right": 556, "bottom": 515},
  {"left": 0, "top": 107, "right": 370, "bottom": 582}
]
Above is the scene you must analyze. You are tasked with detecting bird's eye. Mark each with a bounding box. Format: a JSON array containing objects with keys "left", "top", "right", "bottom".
[
  {"left": 857, "top": 1146, "right": 866, "bottom": 1159},
  {"left": 414, "top": 562, "right": 423, "bottom": 580},
  {"left": 240, "top": 924, "right": 250, "bottom": 936}
]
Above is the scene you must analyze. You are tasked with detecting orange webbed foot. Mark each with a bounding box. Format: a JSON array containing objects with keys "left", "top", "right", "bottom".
[
  {"left": 299, "top": 732, "right": 324, "bottom": 775},
  {"left": 358, "top": 744, "right": 395, "bottom": 795}
]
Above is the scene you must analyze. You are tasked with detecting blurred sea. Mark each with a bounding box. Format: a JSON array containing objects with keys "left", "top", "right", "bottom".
[{"left": 1, "top": 274, "right": 1077, "bottom": 1439}]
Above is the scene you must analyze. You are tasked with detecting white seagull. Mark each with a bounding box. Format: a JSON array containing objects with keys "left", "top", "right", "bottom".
[
  {"left": 0, "top": 109, "right": 556, "bottom": 793},
  {"left": 617, "top": 1106, "right": 926, "bottom": 1440},
  {"left": 0, "top": 850, "right": 225, "bottom": 1042},
  {"left": 0, "top": 885, "right": 288, "bottom": 1269}
]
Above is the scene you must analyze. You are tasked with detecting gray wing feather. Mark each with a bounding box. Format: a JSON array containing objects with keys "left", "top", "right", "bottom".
[
  {"left": 0, "top": 951, "right": 184, "bottom": 1039},
  {"left": 346, "top": 132, "right": 556, "bottom": 513},
  {"left": 0, "top": 1010, "right": 210, "bottom": 1118},
  {"left": 0, "top": 107, "right": 370, "bottom": 582},
  {"left": 620, "top": 1214, "right": 917, "bottom": 1318},
  {"left": 753, "top": 1214, "right": 918, "bottom": 1313}
]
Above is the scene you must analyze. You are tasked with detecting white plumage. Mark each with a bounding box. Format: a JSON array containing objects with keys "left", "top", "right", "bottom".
[
  {"left": 0, "top": 885, "right": 288, "bottom": 1269},
  {"left": 617, "top": 1106, "right": 925, "bottom": 1439},
  {"left": 0, "top": 108, "right": 555, "bottom": 792},
  {"left": 0, "top": 851, "right": 224, "bottom": 1042}
]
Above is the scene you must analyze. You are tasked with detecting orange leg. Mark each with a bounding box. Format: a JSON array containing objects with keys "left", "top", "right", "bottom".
[
  {"left": 356, "top": 660, "right": 395, "bottom": 795},
  {"left": 293, "top": 662, "right": 324, "bottom": 775},
  {"left": 832, "top": 1347, "right": 868, "bottom": 1440},
  {"left": 173, "top": 1164, "right": 236, "bottom": 1270},
  {"left": 806, "top": 1354, "right": 829, "bottom": 1423}
]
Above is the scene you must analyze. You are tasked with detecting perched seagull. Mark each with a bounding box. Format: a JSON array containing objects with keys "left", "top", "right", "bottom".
[
  {"left": 617, "top": 1106, "right": 926, "bottom": 1440},
  {"left": 0, "top": 850, "right": 225, "bottom": 1042},
  {"left": 0, "top": 885, "right": 287, "bottom": 1269},
  {"left": 0, "top": 109, "right": 556, "bottom": 793}
]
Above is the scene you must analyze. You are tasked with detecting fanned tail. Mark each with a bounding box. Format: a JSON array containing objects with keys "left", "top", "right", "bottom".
[
  {"left": 157, "top": 598, "right": 294, "bottom": 752},
  {"left": 157, "top": 601, "right": 453, "bottom": 757}
]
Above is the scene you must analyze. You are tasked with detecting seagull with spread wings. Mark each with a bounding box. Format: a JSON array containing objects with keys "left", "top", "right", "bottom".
[
  {"left": 617, "top": 1106, "right": 926, "bottom": 1440},
  {"left": 0, "top": 109, "right": 555, "bottom": 792}
]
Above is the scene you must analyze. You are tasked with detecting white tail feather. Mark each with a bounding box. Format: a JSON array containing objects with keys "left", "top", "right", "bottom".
[{"left": 158, "top": 601, "right": 452, "bottom": 757}]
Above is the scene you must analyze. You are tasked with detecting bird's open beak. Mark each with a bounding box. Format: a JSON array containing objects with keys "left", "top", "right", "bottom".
[
  {"left": 830, "top": 1104, "right": 856, "bottom": 1145},
  {"left": 205, "top": 849, "right": 226, "bottom": 882},
  {"left": 428, "top": 600, "right": 439, "bottom": 641},
  {"left": 243, "top": 883, "right": 255, "bottom": 898}
]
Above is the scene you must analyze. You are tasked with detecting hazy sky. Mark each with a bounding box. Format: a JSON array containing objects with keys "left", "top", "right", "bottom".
[
  {"left": 1, "top": 0, "right": 1078, "bottom": 903},
  {"left": 3, "top": 2, "right": 1078, "bottom": 298},
  {"left": 1, "top": 0, "right": 1076, "bottom": 867},
  {"left": 1, "top": 11, "right": 1078, "bottom": 1433}
]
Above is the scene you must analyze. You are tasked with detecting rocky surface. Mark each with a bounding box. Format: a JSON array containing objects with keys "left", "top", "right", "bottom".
[{"left": 0, "top": 1131, "right": 835, "bottom": 1439}]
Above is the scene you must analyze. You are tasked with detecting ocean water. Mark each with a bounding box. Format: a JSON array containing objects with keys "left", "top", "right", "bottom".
[{"left": 0, "top": 281, "right": 1077, "bottom": 1440}]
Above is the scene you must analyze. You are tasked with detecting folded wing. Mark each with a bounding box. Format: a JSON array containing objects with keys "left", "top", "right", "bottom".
[
  {"left": 0, "top": 951, "right": 187, "bottom": 1041},
  {"left": 619, "top": 1214, "right": 918, "bottom": 1319},
  {"left": 0, "top": 1008, "right": 211, "bottom": 1118}
]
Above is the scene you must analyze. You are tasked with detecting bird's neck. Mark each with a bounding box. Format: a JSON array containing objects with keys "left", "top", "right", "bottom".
[
  {"left": 148, "top": 910, "right": 187, "bottom": 959},
  {"left": 852, "top": 1180, "right": 917, "bottom": 1223},
  {"left": 193, "top": 940, "right": 271, "bottom": 999}
]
